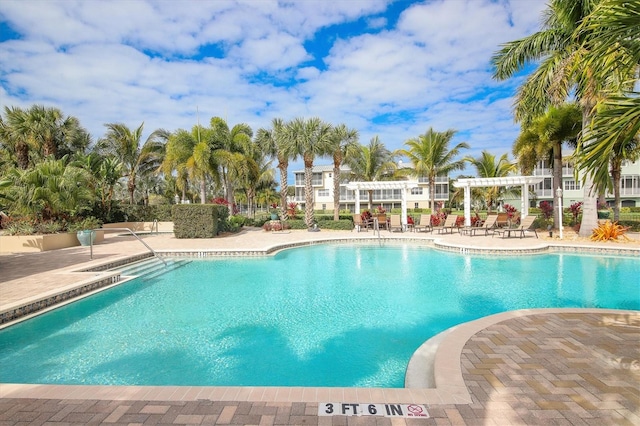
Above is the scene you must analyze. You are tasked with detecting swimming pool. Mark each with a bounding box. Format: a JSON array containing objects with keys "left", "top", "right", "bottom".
[{"left": 1, "top": 244, "right": 638, "bottom": 388}]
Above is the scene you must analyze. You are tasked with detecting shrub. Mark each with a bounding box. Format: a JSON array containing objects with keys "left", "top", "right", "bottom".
[
  {"left": 263, "top": 220, "right": 292, "bottom": 231},
  {"left": 590, "top": 220, "right": 630, "bottom": 242},
  {"left": 317, "top": 219, "right": 354, "bottom": 230},
  {"left": 630, "top": 207, "right": 640, "bottom": 213},
  {"left": 172, "top": 204, "right": 227, "bottom": 238},
  {"left": 539, "top": 201, "right": 553, "bottom": 220},
  {"left": 618, "top": 220, "right": 640, "bottom": 232}
]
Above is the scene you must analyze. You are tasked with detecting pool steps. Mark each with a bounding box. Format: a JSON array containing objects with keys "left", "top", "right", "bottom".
[{"left": 114, "top": 258, "right": 191, "bottom": 280}]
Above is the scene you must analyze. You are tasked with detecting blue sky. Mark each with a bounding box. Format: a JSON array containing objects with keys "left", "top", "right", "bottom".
[{"left": 0, "top": 0, "right": 546, "bottom": 176}]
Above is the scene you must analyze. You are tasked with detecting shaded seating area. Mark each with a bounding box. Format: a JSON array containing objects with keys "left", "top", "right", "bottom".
[
  {"left": 433, "top": 214, "right": 458, "bottom": 234},
  {"left": 494, "top": 215, "right": 538, "bottom": 238},
  {"left": 414, "top": 214, "right": 432, "bottom": 233}
]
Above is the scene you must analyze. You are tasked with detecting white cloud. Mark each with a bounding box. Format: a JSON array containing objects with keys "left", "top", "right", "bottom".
[{"left": 0, "top": 0, "right": 549, "bottom": 175}]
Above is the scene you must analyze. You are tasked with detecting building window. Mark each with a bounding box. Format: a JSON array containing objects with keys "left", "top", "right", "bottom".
[
  {"left": 312, "top": 172, "right": 323, "bottom": 186},
  {"left": 564, "top": 180, "right": 581, "bottom": 191},
  {"left": 414, "top": 202, "right": 419, "bottom": 209},
  {"left": 317, "top": 189, "right": 329, "bottom": 197},
  {"left": 411, "top": 187, "right": 423, "bottom": 195},
  {"left": 322, "top": 204, "right": 326, "bottom": 211}
]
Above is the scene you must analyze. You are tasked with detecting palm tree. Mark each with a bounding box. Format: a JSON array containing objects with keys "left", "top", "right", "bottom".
[
  {"left": 491, "top": 0, "right": 606, "bottom": 236},
  {"left": 465, "top": 151, "right": 518, "bottom": 212},
  {"left": 573, "top": 1, "right": 640, "bottom": 212},
  {"left": 235, "top": 138, "right": 275, "bottom": 218},
  {"left": 327, "top": 124, "right": 359, "bottom": 220},
  {"left": 255, "top": 118, "right": 291, "bottom": 219},
  {"left": 0, "top": 105, "right": 89, "bottom": 169},
  {"left": 9, "top": 157, "right": 93, "bottom": 221},
  {"left": 209, "top": 117, "right": 253, "bottom": 208},
  {"left": 286, "top": 117, "right": 333, "bottom": 227},
  {"left": 397, "top": 128, "right": 469, "bottom": 211},
  {"left": 163, "top": 126, "right": 217, "bottom": 204},
  {"left": 512, "top": 104, "right": 582, "bottom": 228},
  {"left": 97, "top": 122, "right": 168, "bottom": 205},
  {"left": 344, "top": 136, "right": 397, "bottom": 210}
]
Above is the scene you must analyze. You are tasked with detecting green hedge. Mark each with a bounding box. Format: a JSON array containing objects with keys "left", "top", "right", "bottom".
[
  {"left": 172, "top": 204, "right": 228, "bottom": 238},
  {"left": 118, "top": 204, "right": 173, "bottom": 222},
  {"left": 317, "top": 219, "right": 353, "bottom": 230}
]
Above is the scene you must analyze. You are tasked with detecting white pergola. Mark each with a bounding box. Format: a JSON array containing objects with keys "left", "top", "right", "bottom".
[
  {"left": 346, "top": 180, "right": 419, "bottom": 229},
  {"left": 453, "top": 176, "right": 544, "bottom": 227}
]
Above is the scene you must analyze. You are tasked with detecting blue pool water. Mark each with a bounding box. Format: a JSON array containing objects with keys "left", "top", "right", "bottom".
[{"left": 1, "top": 244, "right": 638, "bottom": 388}]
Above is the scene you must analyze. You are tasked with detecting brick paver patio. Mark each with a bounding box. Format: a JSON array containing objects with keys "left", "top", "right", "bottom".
[{"left": 1, "top": 229, "right": 638, "bottom": 425}]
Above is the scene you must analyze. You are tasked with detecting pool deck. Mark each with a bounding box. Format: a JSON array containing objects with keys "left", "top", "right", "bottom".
[{"left": 1, "top": 228, "right": 639, "bottom": 425}]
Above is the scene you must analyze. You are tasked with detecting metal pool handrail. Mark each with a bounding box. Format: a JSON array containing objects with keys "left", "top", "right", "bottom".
[{"left": 89, "top": 227, "right": 167, "bottom": 266}]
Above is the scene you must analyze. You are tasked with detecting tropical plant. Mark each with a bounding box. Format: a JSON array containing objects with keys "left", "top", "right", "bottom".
[
  {"left": 97, "top": 122, "right": 168, "bottom": 205},
  {"left": 255, "top": 118, "right": 292, "bottom": 219},
  {"left": 344, "top": 136, "right": 397, "bottom": 210},
  {"left": 209, "top": 117, "right": 253, "bottom": 210},
  {"left": 0, "top": 105, "right": 90, "bottom": 169},
  {"left": 539, "top": 200, "right": 554, "bottom": 220},
  {"left": 569, "top": 201, "right": 583, "bottom": 223},
  {"left": 491, "top": 0, "right": 613, "bottom": 237},
  {"left": 512, "top": 103, "right": 582, "bottom": 228},
  {"left": 286, "top": 117, "right": 333, "bottom": 227},
  {"left": 464, "top": 150, "right": 518, "bottom": 212},
  {"left": 327, "top": 123, "right": 359, "bottom": 220},
  {"left": 398, "top": 127, "right": 469, "bottom": 210},
  {"left": 163, "top": 125, "right": 217, "bottom": 204},
  {"left": 590, "top": 220, "right": 630, "bottom": 241},
  {"left": 8, "top": 156, "right": 93, "bottom": 222}
]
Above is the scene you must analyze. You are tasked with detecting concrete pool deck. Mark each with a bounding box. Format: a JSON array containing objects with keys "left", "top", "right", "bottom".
[{"left": 1, "top": 227, "right": 639, "bottom": 425}]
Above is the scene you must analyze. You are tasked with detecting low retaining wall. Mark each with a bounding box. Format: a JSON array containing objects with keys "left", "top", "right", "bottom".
[
  {"left": 102, "top": 221, "right": 174, "bottom": 233},
  {"left": 0, "top": 231, "right": 105, "bottom": 253}
]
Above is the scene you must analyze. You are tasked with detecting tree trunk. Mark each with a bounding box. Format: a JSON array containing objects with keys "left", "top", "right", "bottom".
[
  {"left": 333, "top": 162, "right": 340, "bottom": 221},
  {"left": 16, "top": 142, "right": 29, "bottom": 169},
  {"left": 279, "top": 162, "right": 288, "bottom": 220},
  {"left": 200, "top": 179, "right": 206, "bottom": 204},
  {"left": 304, "top": 158, "right": 315, "bottom": 227},
  {"left": 128, "top": 175, "right": 135, "bottom": 205},
  {"left": 611, "top": 161, "right": 621, "bottom": 222},
  {"left": 429, "top": 177, "right": 435, "bottom": 211},
  {"left": 368, "top": 190, "right": 373, "bottom": 211},
  {"left": 552, "top": 142, "right": 563, "bottom": 230},
  {"left": 578, "top": 106, "right": 598, "bottom": 237}
]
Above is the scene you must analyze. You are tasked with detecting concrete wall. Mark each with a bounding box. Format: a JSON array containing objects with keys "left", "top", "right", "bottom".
[{"left": 0, "top": 231, "right": 105, "bottom": 254}]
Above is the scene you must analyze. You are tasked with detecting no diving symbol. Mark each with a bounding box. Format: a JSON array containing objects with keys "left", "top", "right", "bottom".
[{"left": 407, "top": 404, "right": 427, "bottom": 417}]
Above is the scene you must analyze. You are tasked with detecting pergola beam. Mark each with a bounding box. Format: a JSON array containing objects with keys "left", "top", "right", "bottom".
[
  {"left": 346, "top": 181, "right": 419, "bottom": 230},
  {"left": 453, "top": 176, "right": 544, "bottom": 227}
]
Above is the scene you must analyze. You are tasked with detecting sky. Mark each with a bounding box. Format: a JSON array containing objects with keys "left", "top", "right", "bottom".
[{"left": 0, "top": 0, "right": 547, "bottom": 176}]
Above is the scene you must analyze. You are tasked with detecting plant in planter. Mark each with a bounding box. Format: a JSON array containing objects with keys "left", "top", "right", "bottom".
[
  {"left": 68, "top": 217, "right": 102, "bottom": 246},
  {"left": 269, "top": 203, "right": 279, "bottom": 220}
]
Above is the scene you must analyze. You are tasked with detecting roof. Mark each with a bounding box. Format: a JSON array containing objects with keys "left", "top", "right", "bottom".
[{"left": 345, "top": 180, "right": 419, "bottom": 190}]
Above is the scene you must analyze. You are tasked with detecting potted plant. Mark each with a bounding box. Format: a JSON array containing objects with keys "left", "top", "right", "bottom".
[
  {"left": 597, "top": 201, "right": 610, "bottom": 219},
  {"left": 269, "top": 203, "right": 279, "bottom": 220},
  {"left": 68, "top": 217, "right": 102, "bottom": 246}
]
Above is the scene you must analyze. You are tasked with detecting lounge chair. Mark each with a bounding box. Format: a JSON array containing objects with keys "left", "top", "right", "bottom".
[
  {"left": 494, "top": 215, "right": 538, "bottom": 238},
  {"left": 414, "top": 214, "right": 432, "bottom": 233},
  {"left": 388, "top": 214, "right": 403, "bottom": 232},
  {"left": 352, "top": 214, "right": 370, "bottom": 232},
  {"left": 469, "top": 214, "right": 498, "bottom": 236},
  {"left": 496, "top": 212, "right": 509, "bottom": 228},
  {"left": 433, "top": 214, "right": 458, "bottom": 234}
]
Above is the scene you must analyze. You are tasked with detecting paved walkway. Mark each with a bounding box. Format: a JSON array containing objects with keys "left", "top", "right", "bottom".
[{"left": 1, "top": 228, "right": 639, "bottom": 425}]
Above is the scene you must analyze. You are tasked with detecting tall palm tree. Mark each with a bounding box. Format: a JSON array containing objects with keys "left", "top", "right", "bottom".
[
  {"left": 465, "top": 151, "right": 518, "bottom": 212},
  {"left": 573, "top": 1, "right": 640, "bottom": 211},
  {"left": 397, "top": 127, "right": 469, "bottom": 211},
  {"left": 513, "top": 103, "right": 582, "bottom": 228},
  {"left": 209, "top": 117, "right": 253, "bottom": 208},
  {"left": 255, "top": 118, "right": 291, "bottom": 219},
  {"left": 492, "top": 0, "right": 605, "bottom": 236},
  {"left": 0, "top": 105, "right": 89, "bottom": 168},
  {"left": 344, "top": 136, "right": 397, "bottom": 210},
  {"left": 97, "top": 122, "right": 168, "bottom": 205},
  {"left": 163, "top": 126, "right": 217, "bottom": 204},
  {"left": 327, "top": 124, "right": 359, "bottom": 220},
  {"left": 286, "top": 117, "right": 333, "bottom": 227}
]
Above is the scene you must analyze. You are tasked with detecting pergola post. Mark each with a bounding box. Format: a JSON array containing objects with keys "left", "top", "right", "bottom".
[
  {"left": 401, "top": 186, "right": 408, "bottom": 230},
  {"left": 463, "top": 185, "right": 471, "bottom": 227},
  {"left": 521, "top": 184, "right": 529, "bottom": 217},
  {"left": 354, "top": 186, "right": 361, "bottom": 214}
]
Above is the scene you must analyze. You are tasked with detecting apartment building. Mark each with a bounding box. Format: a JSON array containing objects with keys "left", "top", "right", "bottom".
[
  {"left": 530, "top": 157, "right": 640, "bottom": 208},
  {"left": 292, "top": 165, "right": 449, "bottom": 212}
]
